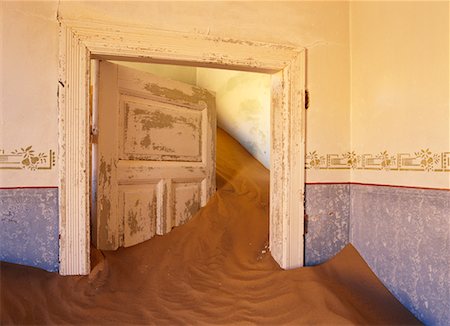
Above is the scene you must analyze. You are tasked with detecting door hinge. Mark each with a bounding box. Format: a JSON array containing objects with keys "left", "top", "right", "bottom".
[
  {"left": 304, "top": 213, "right": 309, "bottom": 234},
  {"left": 305, "top": 89, "right": 310, "bottom": 110},
  {"left": 91, "top": 126, "right": 98, "bottom": 144}
]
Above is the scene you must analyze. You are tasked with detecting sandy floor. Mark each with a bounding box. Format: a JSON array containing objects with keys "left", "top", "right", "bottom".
[{"left": 1, "top": 129, "right": 419, "bottom": 325}]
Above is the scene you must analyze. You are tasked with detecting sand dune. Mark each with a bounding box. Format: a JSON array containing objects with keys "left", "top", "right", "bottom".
[{"left": 1, "top": 128, "right": 419, "bottom": 325}]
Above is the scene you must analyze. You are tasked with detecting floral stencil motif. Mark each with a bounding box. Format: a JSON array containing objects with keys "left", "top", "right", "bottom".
[
  {"left": 11, "top": 146, "right": 48, "bottom": 170},
  {"left": 306, "top": 151, "right": 324, "bottom": 169},
  {"left": 415, "top": 149, "right": 440, "bottom": 172},
  {"left": 305, "top": 149, "right": 448, "bottom": 172},
  {"left": 377, "top": 150, "right": 396, "bottom": 170},
  {"left": 344, "top": 151, "right": 358, "bottom": 168}
]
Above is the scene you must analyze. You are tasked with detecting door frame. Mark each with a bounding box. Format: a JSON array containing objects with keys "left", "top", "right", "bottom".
[{"left": 58, "top": 19, "right": 306, "bottom": 275}]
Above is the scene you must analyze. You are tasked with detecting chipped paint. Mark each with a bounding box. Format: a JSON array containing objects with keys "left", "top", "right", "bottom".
[
  {"left": 137, "top": 109, "right": 198, "bottom": 131},
  {"left": 148, "top": 195, "right": 157, "bottom": 235},
  {"left": 122, "top": 101, "right": 203, "bottom": 161},
  {"left": 151, "top": 143, "right": 175, "bottom": 153},
  {"left": 98, "top": 195, "right": 114, "bottom": 249},
  {"left": 124, "top": 103, "right": 131, "bottom": 141},
  {"left": 98, "top": 156, "right": 113, "bottom": 249},
  {"left": 99, "top": 157, "right": 112, "bottom": 187},
  {"left": 121, "top": 186, "right": 158, "bottom": 247},
  {"left": 127, "top": 209, "right": 143, "bottom": 236},
  {"left": 140, "top": 134, "right": 152, "bottom": 148},
  {"left": 161, "top": 181, "right": 169, "bottom": 233},
  {"left": 173, "top": 183, "right": 201, "bottom": 226},
  {"left": 183, "top": 197, "right": 199, "bottom": 224},
  {"left": 144, "top": 83, "right": 210, "bottom": 107}
]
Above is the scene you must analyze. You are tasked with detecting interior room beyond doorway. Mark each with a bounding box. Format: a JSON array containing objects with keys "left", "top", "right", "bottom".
[{"left": 90, "top": 59, "right": 272, "bottom": 253}]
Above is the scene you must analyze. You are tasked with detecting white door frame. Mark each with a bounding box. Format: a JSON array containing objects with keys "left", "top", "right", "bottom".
[{"left": 58, "top": 19, "right": 306, "bottom": 275}]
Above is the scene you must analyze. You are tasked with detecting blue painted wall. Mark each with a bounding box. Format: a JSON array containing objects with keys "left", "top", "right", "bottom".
[
  {"left": 305, "top": 183, "right": 449, "bottom": 325},
  {"left": 305, "top": 184, "right": 350, "bottom": 265},
  {"left": 350, "top": 185, "right": 450, "bottom": 326},
  {"left": 0, "top": 188, "right": 59, "bottom": 272}
]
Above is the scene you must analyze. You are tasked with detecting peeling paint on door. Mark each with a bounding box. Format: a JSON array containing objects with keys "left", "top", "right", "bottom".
[
  {"left": 121, "top": 99, "right": 203, "bottom": 161},
  {"left": 183, "top": 197, "right": 200, "bottom": 222},
  {"left": 97, "top": 156, "right": 117, "bottom": 250},
  {"left": 127, "top": 209, "right": 143, "bottom": 236},
  {"left": 140, "top": 135, "right": 152, "bottom": 148},
  {"left": 174, "top": 182, "right": 201, "bottom": 226},
  {"left": 144, "top": 83, "right": 210, "bottom": 107},
  {"left": 94, "top": 61, "right": 216, "bottom": 250}
]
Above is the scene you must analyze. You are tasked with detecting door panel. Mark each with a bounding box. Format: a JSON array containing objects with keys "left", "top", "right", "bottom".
[
  {"left": 120, "top": 184, "right": 158, "bottom": 247},
  {"left": 120, "top": 96, "right": 203, "bottom": 161},
  {"left": 94, "top": 61, "right": 216, "bottom": 250},
  {"left": 173, "top": 182, "right": 202, "bottom": 226}
]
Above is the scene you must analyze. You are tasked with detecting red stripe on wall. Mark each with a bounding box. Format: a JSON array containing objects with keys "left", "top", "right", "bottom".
[
  {"left": 2, "top": 183, "right": 449, "bottom": 191},
  {"left": 0, "top": 186, "right": 58, "bottom": 190},
  {"left": 305, "top": 182, "right": 450, "bottom": 191}
]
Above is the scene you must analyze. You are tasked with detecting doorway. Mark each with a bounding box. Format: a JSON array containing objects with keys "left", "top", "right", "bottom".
[
  {"left": 90, "top": 59, "right": 272, "bottom": 251},
  {"left": 58, "top": 20, "right": 306, "bottom": 275}
]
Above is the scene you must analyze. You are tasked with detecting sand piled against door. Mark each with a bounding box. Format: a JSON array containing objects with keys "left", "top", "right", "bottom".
[{"left": 0, "top": 128, "right": 419, "bottom": 325}]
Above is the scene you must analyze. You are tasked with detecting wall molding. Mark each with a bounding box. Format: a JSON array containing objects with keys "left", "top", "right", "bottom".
[
  {"left": 306, "top": 150, "right": 450, "bottom": 172},
  {"left": 58, "top": 19, "right": 306, "bottom": 275}
]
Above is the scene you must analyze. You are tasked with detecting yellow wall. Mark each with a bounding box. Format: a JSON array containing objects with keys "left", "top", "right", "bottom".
[
  {"left": 0, "top": 1, "right": 59, "bottom": 186},
  {"left": 197, "top": 68, "right": 271, "bottom": 168},
  {"left": 349, "top": 2, "right": 449, "bottom": 189},
  {"left": 0, "top": 1, "right": 351, "bottom": 187},
  {"left": 2, "top": 2, "right": 448, "bottom": 189}
]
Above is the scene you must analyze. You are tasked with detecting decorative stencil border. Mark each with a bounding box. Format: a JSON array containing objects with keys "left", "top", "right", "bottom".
[
  {"left": 306, "top": 150, "right": 450, "bottom": 172},
  {"left": 0, "top": 147, "right": 56, "bottom": 170}
]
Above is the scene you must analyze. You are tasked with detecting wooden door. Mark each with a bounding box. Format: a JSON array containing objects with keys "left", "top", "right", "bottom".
[{"left": 92, "top": 61, "right": 216, "bottom": 250}]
